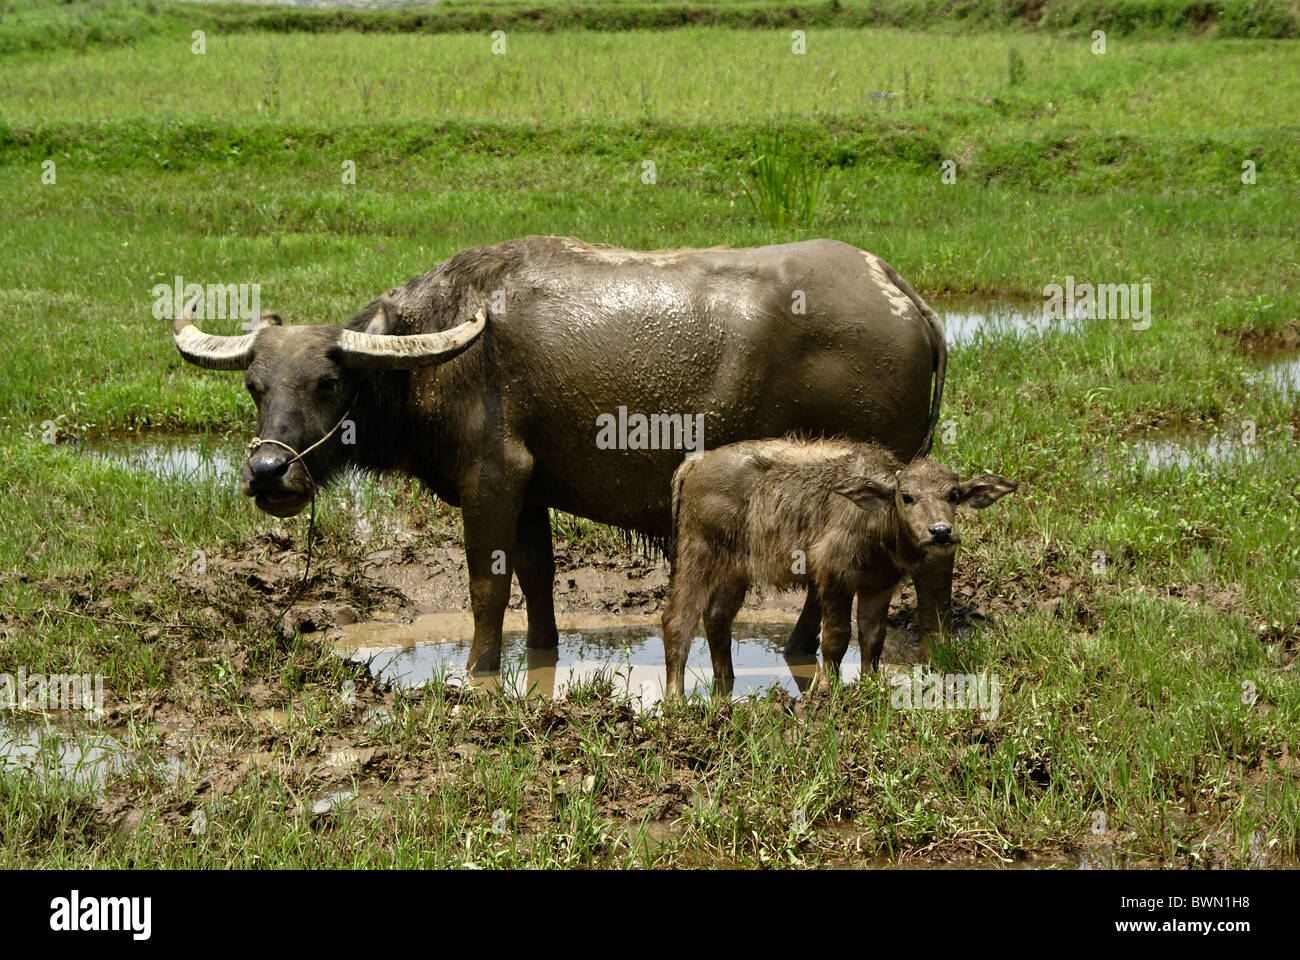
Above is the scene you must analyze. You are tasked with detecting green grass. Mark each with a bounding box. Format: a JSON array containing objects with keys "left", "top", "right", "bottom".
[
  {"left": 0, "top": 0, "right": 1294, "bottom": 59},
  {"left": 0, "top": 6, "right": 1296, "bottom": 868},
  {"left": 5, "top": 28, "right": 1298, "bottom": 129}
]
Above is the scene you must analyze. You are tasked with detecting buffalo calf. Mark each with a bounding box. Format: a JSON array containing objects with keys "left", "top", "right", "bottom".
[{"left": 663, "top": 438, "right": 1015, "bottom": 696}]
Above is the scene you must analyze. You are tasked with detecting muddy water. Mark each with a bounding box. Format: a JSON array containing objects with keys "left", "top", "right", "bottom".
[
  {"left": 0, "top": 720, "right": 184, "bottom": 792},
  {"left": 1251, "top": 351, "right": 1300, "bottom": 400},
  {"left": 334, "top": 611, "right": 920, "bottom": 704},
  {"left": 0, "top": 721, "right": 130, "bottom": 789},
  {"left": 90, "top": 432, "right": 379, "bottom": 495},
  {"left": 1125, "top": 346, "right": 1297, "bottom": 471},
  {"left": 1129, "top": 428, "right": 1262, "bottom": 471},
  {"left": 939, "top": 301, "right": 1072, "bottom": 349},
  {"left": 88, "top": 432, "right": 395, "bottom": 536},
  {"left": 91, "top": 432, "right": 242, "bottom": 482}
]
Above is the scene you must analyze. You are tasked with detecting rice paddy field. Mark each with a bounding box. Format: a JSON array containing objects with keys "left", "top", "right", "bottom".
[{"left": 0, "top": 0, "right": 1297, "bottom": 870}]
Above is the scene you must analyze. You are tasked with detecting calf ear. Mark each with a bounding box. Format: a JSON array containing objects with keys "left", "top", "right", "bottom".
[
  {"left": 833, "top": 475, "right": 895, "bottom": 510},
  {"left": 958, "top": 474, "right": 1017, "bottom": 509}
]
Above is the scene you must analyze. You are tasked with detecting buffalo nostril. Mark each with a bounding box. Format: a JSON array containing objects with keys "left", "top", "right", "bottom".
[
  {"left": 928, "top": 523, "right": 952, "bottom": 541},
  {"left": 248, "top": 455, "right": 289, "bottom": 483}
]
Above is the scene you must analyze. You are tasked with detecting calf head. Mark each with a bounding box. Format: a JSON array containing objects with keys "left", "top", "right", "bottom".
[
  {"left": 172, "top": 296, "right": 486, "bottom": 517},
  {"left": 834, "top": 458, "right": 1016, "bottom": 552}
]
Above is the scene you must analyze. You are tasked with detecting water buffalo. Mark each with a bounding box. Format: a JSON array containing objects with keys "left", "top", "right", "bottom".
[
  {"left": 172, "top": 236, "right": 949, "bottom": 672},
  {"left": 665, "top": 437, "right": 1016, "bottom": 696}
]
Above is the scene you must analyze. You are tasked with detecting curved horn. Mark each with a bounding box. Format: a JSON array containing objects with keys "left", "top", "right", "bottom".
[
  {"left": 172, "top": 295, "right": 257, "bottom": 370},
  {"left": 337, "top": 306, "right": 487, "bottom": 370}
]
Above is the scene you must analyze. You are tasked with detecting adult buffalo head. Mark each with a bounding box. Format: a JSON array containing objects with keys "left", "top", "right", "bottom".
[{"left": 172, "top": 295, "right": 486, "bottom": 517}]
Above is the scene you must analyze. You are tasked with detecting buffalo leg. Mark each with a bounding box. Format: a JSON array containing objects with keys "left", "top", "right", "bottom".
[
  {"left": 703, "top": 577, "right": 747, "bottom": 698},
  {"left": 912, "top": 549, "right": 955, "bottom": 661},
  {"left": 856, "top": 585, "right": 894, "bottom": 670},
  {"left": 514, "top": 504, "right": 559, "bottom": 650},
  {"left": 783, "top": 584, "right": 822, "bottom": 656},
  {"left": 462, "top": 448, "right": 531, "bottom": 675}
]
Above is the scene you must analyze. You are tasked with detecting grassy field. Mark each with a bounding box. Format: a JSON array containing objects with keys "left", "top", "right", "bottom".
[
  {"left": 1, "top": 0, "right": 1295, "bottom": 58},
  {"left": 0, "top": 2, "right": 1297, "bottom": 868}
]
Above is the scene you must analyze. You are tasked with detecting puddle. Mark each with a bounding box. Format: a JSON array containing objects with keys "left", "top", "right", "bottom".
[
  {"left": 1250, "top": 351, "right": 1300, "bottom": 400},
  {"left": 0, "top": 722, "right": 126, "bottom": 789},
  {"left": 334, "top": 611, "right": 921, "bottom": 705},
  {"left": 0, "top": 721, "right": 181, "bottom": 791},
  {"left": 0, "top": 713, "right": 189, "bottom": 793},
  {"left": 90, "top": 432, "right": 243, "bottom": 483},
  {"left": 939, "top": 301, "right": 1077, "bottom": 349},
  {"left": 86, "top": 431, "right": 398, "bottom": 538},
  {"left": 1128, "top": 427, "right": 1262, "bottom": 472}
]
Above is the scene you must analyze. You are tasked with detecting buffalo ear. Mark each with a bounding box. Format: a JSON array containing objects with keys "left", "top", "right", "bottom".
[
  {"left": 363, "top": 300, "right": 394, "bottom": 336},
  {"left": 833, "top": 475, "right": 895, "bottom": 510},
  {"left": 957, "top": 474, "right": 1017, "bottom": 509}
]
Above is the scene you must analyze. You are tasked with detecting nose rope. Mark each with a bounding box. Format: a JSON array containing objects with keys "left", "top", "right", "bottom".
[
  {"left": 246, "top": 392, "right": 359, "bottom": 488},
  {"left": 246, "top": 390, "right": 359, "bottom": 637}
]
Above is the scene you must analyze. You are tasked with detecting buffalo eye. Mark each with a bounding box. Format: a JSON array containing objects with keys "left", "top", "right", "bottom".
[
  {"left": 901, "top": 493, "right": 914, "bottom": 505},
  {"left": 948, "top": 489, "right": 960, "bottom": 503}
]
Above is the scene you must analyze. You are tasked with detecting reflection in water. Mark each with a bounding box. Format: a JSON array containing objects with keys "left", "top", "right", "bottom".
[
  {"left": 92, "top": 433, "right": 241, "bottom": 482},
  {"left": 939, "top": 302, "right": 1076, "bottom": 349},
  {"left": 88, "top": 433, "right": 392, "bottom": 538},
  {"left": 1129, "top": 432, "right": 1261, "bottom": 472},
  {"left": 336, "top": 612, "right": 920, "bottom": 706},
  {"left": 0, "top": 722, "right": 129, "bottom": 789},
  {"left": 1252, "top": 354, "right": 1300, "bottom": 400},
  {"left": 90, "top": 433, "right": 380, "bottom": 496}
]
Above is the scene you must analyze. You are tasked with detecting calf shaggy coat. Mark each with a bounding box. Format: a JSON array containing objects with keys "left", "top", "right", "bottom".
[{"left": 663, "top": 438, "right": 1015, "bottom": 696}]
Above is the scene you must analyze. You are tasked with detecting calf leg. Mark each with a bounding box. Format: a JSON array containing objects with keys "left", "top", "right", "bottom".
[
  {"left": 783, "top": 584, "right": 822, "bottom": 657},
  {"left": 912, "top": 549, "right": 955, "bottom": 660},
  {"left": 856, "top": 585, "right": 894, "bottom": 670},
  {"left": 514, "top": 504, "right": 559, "bottom": 650},
  {"left": 703, "top": 577, "right": 747, "bottom": 698},
  {"left": 816, "top": 589, "right": 855, "bottom": 693},
  {"left": 662, "top": 562, "right": 710, "bottom": 699}
]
